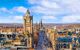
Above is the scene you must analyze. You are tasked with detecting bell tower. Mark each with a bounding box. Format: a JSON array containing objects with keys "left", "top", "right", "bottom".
[{"left": 23, "top": 10, "right": 33, "bottom": 48}]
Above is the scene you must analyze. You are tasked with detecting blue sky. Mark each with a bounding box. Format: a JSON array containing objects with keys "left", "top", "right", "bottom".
[{"left": 0, "top": 0, "right": 80, "bottom": 23}]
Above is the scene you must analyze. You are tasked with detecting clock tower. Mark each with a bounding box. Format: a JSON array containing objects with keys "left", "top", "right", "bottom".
[{"left": 23, "top": 10, "right": 33, "bottom": 48}]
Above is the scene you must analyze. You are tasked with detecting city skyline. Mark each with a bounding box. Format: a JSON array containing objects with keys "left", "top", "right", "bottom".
[{"left": 0, "top": 0, "right": 80, "bottom": 23}]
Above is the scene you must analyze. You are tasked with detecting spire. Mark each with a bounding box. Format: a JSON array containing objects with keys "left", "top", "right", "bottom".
[
  {"left": 39, "top": 19, "right": 43, "bottom": 29},
  {"left": 41, "top": 19, "right": 43, "bottom": 27},
  {"left": 25, "top": 9, "right": 30, "bottom": 16},
  {"left": 27, "top": 9, "right": 30, "bottom": 14}
]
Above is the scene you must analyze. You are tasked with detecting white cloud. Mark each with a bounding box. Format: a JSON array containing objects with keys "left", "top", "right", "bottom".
[
  {"left": 30, "top": 0, "right": 62, "bottom": 16},
  {"left": 0, "top": 6, "right": 27, "bottom": 23},
  {"left": 0, "top": 16, "right": 23, "bottom": 23},
  {"left": 59, "top": 0, "right": 80, "bottom": 14},
  {"left": 0, "top": 7, "right": 9, "bottom": 13},
  {"left": 31, "top": 6, "right": 63, "bottom": 16},
  {"left": 28, "top": 0, "right": 38, "bottom": 4},
  {"left": 28, "top": 0, "right": 80, "bottom": 23},
  {"left": 61, "top": 15, "right": 80, "bottom": 23},
  {"left": 12, "top": 6, "right": 27, "bottom": 13},
  {"left": 0, "top": 6, "right": 27, "bottom": 14},
  {"left": 14, "top": 16, "right": 23, "bottom": 20},
  {"left": 41, "top": 0, "right": 60, "bottom": 9},
  {"left": 29, "top": 0, "right": 80, "bottom": 15},
  {"left": 42, "top": 16, "right": 56, "bottom": 20}
]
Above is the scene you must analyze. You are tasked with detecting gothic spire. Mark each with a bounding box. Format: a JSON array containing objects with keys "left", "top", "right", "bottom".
[
  {"left": 40, "top": 19, "right": 43, "bottom": 27},
  {"left": 25, "top": 9, "right": 30, "bottom": 16},
  {"left": 39, "top": 19, "right": 43, "bottom": 29}
]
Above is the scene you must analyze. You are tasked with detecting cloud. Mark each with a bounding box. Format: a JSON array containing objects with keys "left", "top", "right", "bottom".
[
  {"left": 30, "top": 0, "right": 63, "bottom": 16},
  {"left": 0, "top": 0, "right": 80, "bottom": 23},
  {"left": 14, "top": 16, "right": 23, "bottom": 20},
  {"left": 59, "top": 0, "right": 80, "bottom": 14},
  {"left": 29, "top": 0, "right": 80, "bottom": 14},
  {"left": 0, "top": 15, "right": 23, "bottom": 23},
  {"left": 12, "top": 6, "right": 27, "bottom": 13},
  {"left": 61, "top": 15, "right": 80, "bottom": 23},
  {"left": 0, "top": 8, "right": 9, "bottom": 12},
  {"left": 42, "top": 16, "right": 56, "bottom": 20},
  {"left": 28, "top": 0, "right": 80, "bottom": 23},
  {"left": 28, "top": 0, "right": 38, "bottom": 4},
  {"left": 0, "top": 6, "right": 27, "bottom": 23},
  {"left": 0, "top": 6, "right": 27, "bottom": 14}
]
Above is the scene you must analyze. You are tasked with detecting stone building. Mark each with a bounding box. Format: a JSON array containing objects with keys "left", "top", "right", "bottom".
[{"left": 23, "top": 10, "right": 33, "bottom": 48}]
